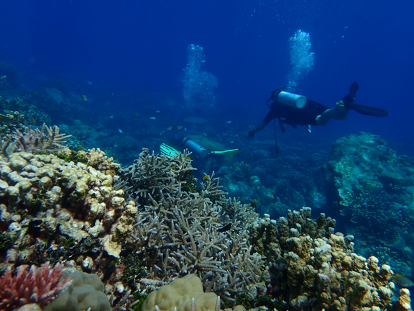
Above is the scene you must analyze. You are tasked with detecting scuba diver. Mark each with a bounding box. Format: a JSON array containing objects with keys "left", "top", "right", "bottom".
[{"left": 247, "top": 81, "right": 388, "bottom": 153}]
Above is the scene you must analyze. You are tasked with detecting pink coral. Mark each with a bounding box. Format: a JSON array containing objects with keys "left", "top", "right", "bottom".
[{"left": 0, "top": 262, "right": 72, "bottom": 310}]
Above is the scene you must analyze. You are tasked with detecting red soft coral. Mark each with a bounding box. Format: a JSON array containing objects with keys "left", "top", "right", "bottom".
[{"left": 0, "top": 262, "right": 72, "bottom": 311}]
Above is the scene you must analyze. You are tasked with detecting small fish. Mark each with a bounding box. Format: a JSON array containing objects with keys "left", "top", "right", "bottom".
[
  {"left": 226, "top": 121, "right": 232, "bottom": 124},
  {"left": 29, "top": 117, "right": 36, "bottom": 124},
  {"left": 109, "top": 116, "right": 114, "bottom": 119},
  {"left": 85, "top": 126, "right": 92, "bottom": 130},
  {"left": 21, "top": 93, "right": 25, "bottom": 96},
  {"left": 177, "top": 125, "right": 183, "bottom": 130},
  {"left": 160, "top": 130, "right": 164, "bottom": 136},
  {"left": 251, "top": 203, "right": 257, "bottom": 208},
  {"left": 80, "top": 94, "right": 88, "bottom": 101},
  {"left": 253, "top": 179, "right": 260, "bottom": 184},
  {"left": 184, "top": 128, "right": 187, "bottom": 132},
  {"left": 134, "top": 113, "right": 137, "bottom": 116},
  {"left": 393, "top": 275, "right": 414, "bottom": 287},
  {"left": 203, "top": 175, "right": 209, "bottom": 181},
  {"left": 52, "top": 105, "right": 57, "bottom": 109},
  {"left": 217, "top": 223, "right": 231, "bottom": 232},
  {"left": 149, "top": 117, "right": 156, "bottom": 120},
  {"left": 155, "top": 110, "right": 160, "bottom": 113},
  {"left": 254, "top": 199, "right": 258, "bottom": 203},
  {"left": 203, "top": 133, "right": 207, "bottom": 136},
  {"left": 75, "top": 146, "right": 84, "bottom": 151},
  {"left": 230, "top": 141, "right": 234, "bottom": 144},
  {"left": 88, "top": 81, "right": 92, "bottom": 85},
  {"left": 118, "top": 129, "right": 123, "bottom": 134},
  {"left": 0, "top": 76, "right": 6, "bottom": 79},
  {"left": 30, "top": 91, "right": 37, "bottom": 95},
  {"left": 167, "top": 126, "right": 173, "bottom": 130},
  {"left": 186, "top": 156, "right": 191, "bottom": 161}
]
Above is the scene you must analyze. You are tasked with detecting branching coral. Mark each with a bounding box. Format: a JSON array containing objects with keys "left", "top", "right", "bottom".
[
  {"left": 115, "top": 148, "right": 266, "bottom": 302},
  {"left": 14, "top": 123, "right": 71, "bottom": 153},
  {"left": 0, "top": 262, "right": 72, "bottom": 310}
]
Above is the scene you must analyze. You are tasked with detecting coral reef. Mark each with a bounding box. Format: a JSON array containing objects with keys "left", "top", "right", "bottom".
[
  {"left": 13, "top": 124, "right": 71, "bottom": 153},
  {"left": 114, "top": 148, "right": 267, "bottom": 302},
  {"left": 323, "top": 132, "right": 414, "bottom": 273},
  {"left": 257, "top": 207, "right": 410, "bottom": 310},
  {"left": 0, "top": 262, "right": 72, "bottom": 310},
  {"left": 44, "top": 270, "right": 111, "bottom": 311},
  {"left": 142, "top": 274, "right": 246, "bottom": 311},
  {"left": 0, "top": 148, "right": 128, "bottom": 267},
  {"left": 0, "top": 110, "right": 25, "bottom": 136}
]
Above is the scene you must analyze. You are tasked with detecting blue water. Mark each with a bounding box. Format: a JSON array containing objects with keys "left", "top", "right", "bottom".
[{"left": 0, "top": 0, "right": 413, "bottom": 151}]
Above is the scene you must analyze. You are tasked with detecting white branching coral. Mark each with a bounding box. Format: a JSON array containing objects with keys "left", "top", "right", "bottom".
[
  {"left": 14, "top": 123, "right": 71, "bottom": 153},
  {"left": 115, "top": 148, "right": 267, "bottom": 302}
]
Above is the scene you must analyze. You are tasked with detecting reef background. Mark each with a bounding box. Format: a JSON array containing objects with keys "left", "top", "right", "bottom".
[{"left": 0, "top": 0, "right": 414, "bottom": 310}]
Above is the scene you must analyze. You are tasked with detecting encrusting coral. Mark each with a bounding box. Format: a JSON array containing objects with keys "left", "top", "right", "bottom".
[{"left": 0, "top": 262, "right": 72, "bottom": 310}]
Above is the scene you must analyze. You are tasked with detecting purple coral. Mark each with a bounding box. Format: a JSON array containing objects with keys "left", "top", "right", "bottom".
[{"left": 0, "top": 262, "right": 72, "bottom": 310}]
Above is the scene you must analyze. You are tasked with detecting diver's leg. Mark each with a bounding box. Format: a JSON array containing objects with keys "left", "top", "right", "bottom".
[
  {"left": 315, "top": 82, "right": 358, "bottom": 125},
  {"left": 315, "top": 104, "right": 349, "bottom": 125}
]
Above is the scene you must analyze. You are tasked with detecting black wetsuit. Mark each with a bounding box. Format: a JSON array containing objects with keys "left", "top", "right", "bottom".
[{"left": 263, "top": 99, "right": 329, "bottom": 127}]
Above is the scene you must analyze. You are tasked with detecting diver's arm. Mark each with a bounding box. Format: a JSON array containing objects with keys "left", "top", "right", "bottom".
[
  {"left": 249, "top": 122, "right": 267, "bottom": 136},
  {"left": 247, "top": 109, "right": 275, "bottom": 138}
]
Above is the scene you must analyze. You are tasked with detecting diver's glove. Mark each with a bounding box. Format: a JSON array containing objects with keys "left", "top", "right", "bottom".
[{"left": 247, "top": 131, "right": 255, "bottom": 139}]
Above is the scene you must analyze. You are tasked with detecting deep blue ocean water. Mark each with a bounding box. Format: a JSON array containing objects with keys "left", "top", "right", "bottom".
[{"left": 1, "top": 0, "right": 413, "bottom": 148}]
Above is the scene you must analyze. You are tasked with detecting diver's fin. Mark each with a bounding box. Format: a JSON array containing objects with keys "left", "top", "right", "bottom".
[
  {"left": 344, "top": 101, "right": 389, "bottom": 117},
  {"left": 210, "top": 149, "right": 242, "bottom": 156},
  {"left": 342, "top": 81, "right": 359, "bottom": 102},
  {"left": 349, "top": 81, "right": 359, "bottom": 99}
]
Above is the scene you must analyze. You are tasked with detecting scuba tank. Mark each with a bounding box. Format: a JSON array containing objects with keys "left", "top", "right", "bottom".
[
  {"left": 277, "top": 91, "right": 307, "bottom": 109},
  {"left": 182, "top": 137, "right": 208, "bottom": 158}
]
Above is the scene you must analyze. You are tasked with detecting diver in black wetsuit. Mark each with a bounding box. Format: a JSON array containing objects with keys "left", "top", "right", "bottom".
[{"left": 247, "top": 82, "right": 388, "bottom": 152}]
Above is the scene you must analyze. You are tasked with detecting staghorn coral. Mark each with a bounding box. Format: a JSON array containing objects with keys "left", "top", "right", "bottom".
[
  {"left": 115, "top": 147, "right": 196, "bottom": 205},
  {"left": 115, "top": 148, "right": 267, "bottom": 302},
  {"left": 0, "top": 262, "right": 72, "bottom": 310},
  {"left": 14, "top": 124, "right": 71, "bottom": 153}
]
